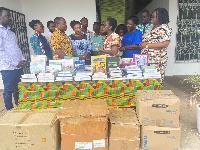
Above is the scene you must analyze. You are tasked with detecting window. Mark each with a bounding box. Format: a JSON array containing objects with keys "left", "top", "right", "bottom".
[{"left": 176, "top": 0, "right": 200, "bottom": 62}]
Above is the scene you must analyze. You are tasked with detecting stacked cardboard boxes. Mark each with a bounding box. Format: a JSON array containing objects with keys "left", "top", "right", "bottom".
[
  {"left": 57, "top": 99, "right": 109, "bottom": 150},
  {"left": 136, "top": 90, "right": 181, "bottom": 150},
  {"left": 108, "top": 108, "right": 140, "bottom": 150},
  {"left": 0, "top": 108, "right": 60, "bottom": 150}
]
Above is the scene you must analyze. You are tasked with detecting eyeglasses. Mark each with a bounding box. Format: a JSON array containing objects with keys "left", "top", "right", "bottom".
[{"left": 35, "top": 24, "right": 44, "bottom": 28}]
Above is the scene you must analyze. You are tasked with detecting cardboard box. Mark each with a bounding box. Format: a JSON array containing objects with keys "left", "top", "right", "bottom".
[
  {"left": 108, "top": 108, "right": 140, "bottom": 150},
  {"left": 57, "top": 99, "right": 109, "bottom": 150},
  {"left": 136, "top": 90, "right": 180, "bottom": 127},
  {"left": 141, "top": 126, "right": 181, "bottom": 150},
  {"left": 0, "top": 110, "right": 60, "bottom": 150}
]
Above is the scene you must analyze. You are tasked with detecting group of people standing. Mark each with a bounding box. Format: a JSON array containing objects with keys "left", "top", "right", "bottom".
[
  {"left": 29, "top": 7, "right": 172, "bottom": 83},
  {"left": 0, "top": 6, "right": 171, "bottom": 110}
]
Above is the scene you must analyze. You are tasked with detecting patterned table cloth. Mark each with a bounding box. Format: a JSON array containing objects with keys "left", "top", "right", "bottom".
[{"left": 17, "top": 78, "right": 162, "bottom": 110}]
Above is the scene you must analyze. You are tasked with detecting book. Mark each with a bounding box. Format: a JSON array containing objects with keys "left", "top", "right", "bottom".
[
  {"left": 64, "top": 56, "right": 79, "bottom": 61},
  {"left": 74, "top": 60, "right": 85, "bottom": 71},
  {"left": 124, "top": 65, "right": 140, "bottom": 71},
  {"left": 91, "top": 36, "right": 103, "bottom": 51},
  {"left": 49, "top": 60, "right": 62, "bottom": 71},
  {"left": 91, "top": 56, "right": 106, "bottom": 73},
  {"left": 56, "top": 76, "right": 73, "bottom": 81},
  {"left": 21, "top": 78, "right": 37, "bottom": 82},
  {"left": 106, "top": 57, "right": 119, "bottom": 72},
  {"left": 133, "top": 54, "right": 148, "bottom": 68},
  {"left": 120, "top": 58, "right": 133, "bottom": 68},
  {"left": 58, "top": 69, "right": 76, "bottom": 77},
  {"left": 30, "top": 55, "right": 46, "bottom": 74},
  {"left": 76, "top": 70, "right": 93, "bottom": 76},
  {"left": 21, "top": 74, "right": 36, "bottom": 78},
  {"left": 62, "top": 59, "right": 74, "bottom": 70}
]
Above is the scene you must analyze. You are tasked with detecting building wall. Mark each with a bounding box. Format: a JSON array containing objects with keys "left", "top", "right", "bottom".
[
  {"left": 0, "top": 0, "right": 22, "bottom": 13},
  {"left": 137, "top": 0, "right": 169, "bottom": 23},
  {"left": 21, "top": 0, "right": 96, "bottom": 56}
]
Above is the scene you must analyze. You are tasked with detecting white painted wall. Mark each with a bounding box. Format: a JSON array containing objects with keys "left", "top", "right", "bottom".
[
  {"left": 137, "top": 0, "right": 169, "bottom": 23},
  {"left": 0, "top": 0, "right": 22, "bottom": 13},
  {"left": 21, "top": 0, "right": 97, "bottom": 55},
  {"left": 0, "top": 0, "right": 23, "bottom": 89}
]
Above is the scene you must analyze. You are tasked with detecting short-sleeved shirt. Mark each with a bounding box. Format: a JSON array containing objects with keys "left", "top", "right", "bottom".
[
  {"left": 136, "top": 22, "right": 153, "bottom": 34},
  {"left": 69, "top": 34, "right": 91, "bottom": 60},
  {"left": 121, "top": 30, "right": 142, "bottom": 58},
  {"left": 103, "top": 32, "right": 121, "bottom": 57},
  {"left": 50, "top": 28, "right": 72, "bottom": 60}
]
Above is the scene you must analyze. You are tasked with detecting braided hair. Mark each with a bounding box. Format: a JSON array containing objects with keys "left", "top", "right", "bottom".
[
  {"left": 29, "top": 20, "right": 40, "bottom": 30},
  {"left": 153, "top": 7, "right": 169, "bottom": 25},
  {"left": 70, "top": 20, "right": 81, "bottom": 29}
]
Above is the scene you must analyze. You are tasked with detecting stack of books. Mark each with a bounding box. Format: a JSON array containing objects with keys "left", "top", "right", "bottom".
[
  {"left": 124, "top": 65, "right": 143, "bottom": 79},
  {"left": 74, "top": 70, "right": 92, "bottom": 81},
  {"left": 92, "top": 72, "right": 107, "bottom": 80},
  {"left": 108, "top": 68, "right": 123, "bottom": 79},
  {"left": 37, "top": 73, "right": 55, "bottom": 82},
  {"left": 142, "top": 66, "right": 161, "bottom": 78},
  {"left": 21, "top": 74, "right": 37, "bottom": 82},
  {"left": 55, "top": 69, "right": 76, "bottom": 81}
]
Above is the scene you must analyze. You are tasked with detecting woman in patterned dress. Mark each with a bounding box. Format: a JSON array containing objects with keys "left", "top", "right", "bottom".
[
  {"left": 69, "top": 20, "right": 91, "bottom": 65},
  {"left": 29, "top": 20, "right": 52, "bottom": 60},
  {"left": 139, "top": 8, "right": 172, "bottom": 83},
  {"left": 98, "top": 17, "right": 121, "bottom": 57}
]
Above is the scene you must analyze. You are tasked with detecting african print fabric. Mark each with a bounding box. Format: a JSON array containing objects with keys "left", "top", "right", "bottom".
[
  {"left": 141, "top": 24, "right": 172, "bottom": 83},
  {"left": 16, "top": 78, "right": 162, "bottom": 110},
  {"left": 103, "top": 32, "right": 121, "bottom": 57},
  {"left": 50, "top": 28, "right": 72, "bottom": 59}
]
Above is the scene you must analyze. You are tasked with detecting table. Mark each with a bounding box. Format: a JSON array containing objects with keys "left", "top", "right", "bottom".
[{"left": 17, "top": 78, "right": 162, "bottom": 110}]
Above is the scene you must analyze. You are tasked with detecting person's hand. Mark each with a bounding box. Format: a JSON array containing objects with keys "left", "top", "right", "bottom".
[
  {"left": 90, "top": 39, "right": 93, "bottom": 43},
  {"left": 98, "top": 46, "right": 103, "bottom": 52},
  {"left": 17, "top": 60, "right": 26, "bottom": 69},
  {"left": 79, "top": 55, "right": 85, "bottom": 60},
  {"left": 119, "top": 46, "right": 125, "bottom": 51},
  {"left": 139, "top": 42, "right": 147, "bottom": 49}
]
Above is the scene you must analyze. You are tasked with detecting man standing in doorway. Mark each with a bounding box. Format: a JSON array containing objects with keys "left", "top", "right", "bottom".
[
  {"left": 46, "top": 20, "right": 55, "bottom": 43},
  {"left": 50, "top": 17, "right": 72, "bottom": 59},
  {"left": 0, "top": 7, "right": 26, "bottom": 110},
  {"left": 136, "top": 9, "right": 153, "bottom": 34},
  {"left": 93, "top": 22, "right": 100, "bottom": 36}
]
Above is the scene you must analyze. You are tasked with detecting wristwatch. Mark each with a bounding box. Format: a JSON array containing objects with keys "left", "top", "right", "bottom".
[
  {"left": 83, "top": 55, "right": 85, "bottom": 58},
  {"left": 146, "top": 43, "right": 149, "bottom": 49}
]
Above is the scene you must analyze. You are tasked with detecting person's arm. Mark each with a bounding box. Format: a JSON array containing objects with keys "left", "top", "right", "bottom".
[
  {"left": 120, "top": 44, "right": 139, "bottom": 51},
  {"left": 98, "top": 45, "right": 118, "bottom": 56},
  {"left": 55, "top": 48, "right": 66, "bottom": 59},
  {"left": 139, "top": 41, "right": 170, "bottom": 49}
]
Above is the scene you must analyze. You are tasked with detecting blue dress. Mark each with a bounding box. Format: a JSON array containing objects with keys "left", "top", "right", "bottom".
[
  {"left": 122, "top": 30, "right": 142, "bottom": 58},
  {"left": 69, "top": 34, "right": 91, "bottom": 60}
]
